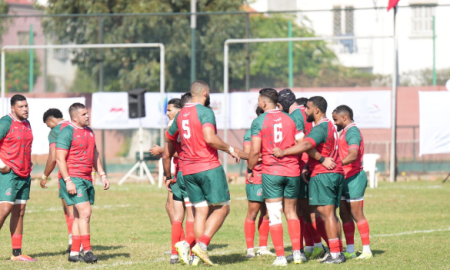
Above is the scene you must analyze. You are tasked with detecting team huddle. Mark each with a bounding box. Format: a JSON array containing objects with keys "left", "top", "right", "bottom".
[
  {"left": 156, "top": 82, "right": 372, "bottom": 266},
  {"left": 0, "top": 94, "right": 109, "bottom": 263}
]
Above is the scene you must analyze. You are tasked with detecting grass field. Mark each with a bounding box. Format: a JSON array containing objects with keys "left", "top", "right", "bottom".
[{"left": 0, "top": 180, "right": 449, "bottom": 269}]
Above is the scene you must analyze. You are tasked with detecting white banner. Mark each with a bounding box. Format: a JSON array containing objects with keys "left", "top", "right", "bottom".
[
  {"left": 10, "top": 97, "right": 86, "bottom": 155},
  {"left": 419, "top": 91, "right": 450, "bottom": 156},
  {"left": 91, "top": 91, "right": 391, "bottom": 130}
]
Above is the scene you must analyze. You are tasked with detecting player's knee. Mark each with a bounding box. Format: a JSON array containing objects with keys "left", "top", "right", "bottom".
[{"left": 266, "top": 201, "right": 283, "bottom": 226}]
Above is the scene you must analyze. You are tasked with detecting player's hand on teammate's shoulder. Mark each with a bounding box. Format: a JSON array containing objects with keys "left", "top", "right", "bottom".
[
  {"left": 272, "top": 147, "right": 284, "bottom": 158},
  {"left": 0, "top": 165, "right": 10, "bottom": 174},
  {"left": 322, "top": 157, "right": 336, "bottom": 170},
  {"left": 149, "top": 144, "right": 163, "bottom": 157}
]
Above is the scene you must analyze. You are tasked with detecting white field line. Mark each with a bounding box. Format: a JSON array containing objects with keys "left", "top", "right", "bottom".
[
  {"left": 371, "top": 227, "right": 450, "bottom": 237},
  {"left": 26, "top": 204, "right": 131, "bottom": 213}
]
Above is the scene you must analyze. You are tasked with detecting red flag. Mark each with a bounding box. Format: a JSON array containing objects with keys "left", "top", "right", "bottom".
[{"left": 387, "top": 0, "right": 400, "bottom": 11}]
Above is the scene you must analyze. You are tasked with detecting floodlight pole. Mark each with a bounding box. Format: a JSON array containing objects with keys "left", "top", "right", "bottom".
[
  {"left": 223, "top": 36, "right": 395, "bottom": 176},
  {"left": 1, "top": 43, "right": 166, "bottom": 185}
]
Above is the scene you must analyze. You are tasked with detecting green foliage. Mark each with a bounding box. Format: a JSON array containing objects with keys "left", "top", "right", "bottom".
[
  {"left": 4, "top": 51, "right": 41, "bottom": 93},
  {"left": 400, "top": 68, "right": 450, "bottom": 86},
  {"left": 0, "top": 0, "right": 9, "bottom": 43},
  {"left": 69, "top": 68, "right": 97, "bottom": 93}
]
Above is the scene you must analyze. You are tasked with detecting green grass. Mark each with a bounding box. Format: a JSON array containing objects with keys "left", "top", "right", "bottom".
[{"left": 0, "top": 181, "right": 449, "bottom": 269}]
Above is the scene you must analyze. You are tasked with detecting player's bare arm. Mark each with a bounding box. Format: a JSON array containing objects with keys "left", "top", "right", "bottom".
[
  {"left": 162, "top": 141, "right": 176, "bottom": 191},
  {"left": 56, "top": 149, "right": 77, "bottom": 195},
  {"left": 202, "top": 126, "right": 241, "bottom": 163},
  {"left": 306, "top": 148, "right": 336, "bottom": 170},
  {"left": 248, "top": 136, "right": 262, "bottom": 171},
  {"left": 149, "top": 144, "right": 164, "bottom": 157},
  {"left": 93, "top": 148, "right": 110, "bottom": 190},
  {"left": 41, "top": 146, "right": 57, "bottom": 189},
  {"left": 341, "top": 148, "right": 358, "bottom": 166},
  {"left": 0, "top": 158, "right": 10, "bottom": 174},
  {"left": 272, "top": 140, "right": 313, "bottom": 158}
]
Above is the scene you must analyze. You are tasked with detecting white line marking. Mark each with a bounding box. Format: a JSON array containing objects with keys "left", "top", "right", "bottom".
[{"left": 371, "top": 227, "right": 450, "bottom": 237}]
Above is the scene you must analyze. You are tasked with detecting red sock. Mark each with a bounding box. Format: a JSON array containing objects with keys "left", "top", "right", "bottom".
[
  {"left": 299, "top": 217, "right": 305, "bottom": 249},
  {"left": 71, "top": 235, "right": 82, "bottom": 253},
  {"left": 304, "top": 222, "right": 314, "bottom": 247},
  {"left": 199, "top": 234, "right": 211, "bottom": 247},
  {"left": 259, "top": 219, "right": 270, "bottom": 247},
  {"left": 244, "top": 219, "right": 255, "bottom": 249},
  {"left": 11, "top": 234, "right": 22, "bottom": 249},
  {"left": 180, "top": 225, "right": 186, "bottom": 241},
  {"left": 171, "top": 221, "right": 183, "bottom": 255},
  {"left": 357, "top": 219, "right": 370, "bottom": 246},
  {"left": 287, "top": 219, "right": 301, "bottom": 251},
  {"left": 315, "top": 217, "right": 329, "bottom": 245},
  {"left": 81, "top": 235, "right": 91, "bottom": 252},
  {"left": 343, "top": 221, "right": 355, "bottom": 246},
  {"left": 185, "top": 221, "right": 196, "bottom": 248},
  {"left": 270, "top": 224, "right": 285, "bottom": 257},
  {"left": 328, "top": 238, "right": 340, "bottom": 254},
  {"left": 307, "top": 222, "right": 321, "bottom": 244},
  {"left": 67, "top": 216, "right": 74, "bottom": 235}
]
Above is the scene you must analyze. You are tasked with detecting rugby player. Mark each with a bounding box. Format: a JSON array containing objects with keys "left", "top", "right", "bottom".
[
  {"left": 273, "top": 96, "right": 346, "bottom": 264},
  {"left": 41, "top": 109, "right": 74, "bottom": 252},
  {"left": 56, "top": 103, "right": 110, "bottom": 263},
  {"left": 248, "top": 88, "right": 304, "bottom": 266},
  {"left": 242, "top": 107, "right": 275, "bottom": 258},
  {"left": 165, "top": 81, "right": 241, "bottom": 266},
  {"left": 0, "top": 94, "right": 36, "bottom": 262},
  {"left": 332, "top": 105, "right": 372, "bottom": 260}
]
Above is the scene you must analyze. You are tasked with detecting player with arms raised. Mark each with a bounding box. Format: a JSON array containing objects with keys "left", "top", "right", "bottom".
[
  {"left": 0, "top": 94, "right": 36, "bottom": 262},
  {"left": 273, "top": 96, "right": 346, "bottom": 264},
  {"left": 332, "top": 105, "right": 372, "bottom": 260},
  {"left": 56, "top": 103, "right": 110, "bottom": 263},
  {"left": 165, "top": 81, "right": 241, "bottom": 266}
]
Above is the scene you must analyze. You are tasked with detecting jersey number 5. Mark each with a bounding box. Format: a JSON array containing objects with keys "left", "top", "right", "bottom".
[
  {"left": 274, "top": 123, "right": 282, "bottom": 143},
  {"left": 182, "top": 120, "right": 191, "bottom": 139}
]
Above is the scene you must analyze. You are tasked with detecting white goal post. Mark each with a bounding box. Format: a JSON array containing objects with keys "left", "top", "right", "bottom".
[
  {"left": 1, "top": 43, "right": 166, "bottom": 149},
  {"left": 223, "top": 36, "right": 397, "bottom": 182}
]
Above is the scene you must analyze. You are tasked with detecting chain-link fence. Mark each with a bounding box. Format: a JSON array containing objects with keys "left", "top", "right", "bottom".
[{"left": 1, "top": 3, "right": 449, "bottom": 176}]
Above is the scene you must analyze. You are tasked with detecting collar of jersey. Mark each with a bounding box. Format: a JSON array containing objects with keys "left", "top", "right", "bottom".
[
  {"left": 289, "top": 105, "right": 303, "bottom": 114},
  {"left": 69, "top": 122, "right": 85, "bottom": 130},
  {"left": 343, "top": 123, "right": 356, "bottom": 131},
  {"left": 57, "top": 119, "right": 69, "bottom": 126},
  {"left": 184, "top": 102, "right": 202, "bottom": 107},
  {"left": 265, "top": 109, "right": 280, "bottom": 114},
  {"left": 8, "top": 113, "right": 24, "bottom": 123},
  {"left": 315, "top": 118, "right": 329, "bottom": 125}
]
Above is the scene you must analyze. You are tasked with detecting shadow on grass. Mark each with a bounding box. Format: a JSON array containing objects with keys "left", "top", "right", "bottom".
[
  {"left": 211, "top": 253, "right": 248, "bottom": 265},
  {"left": 208, "top": 244, "right": 229, "bottom": 251},
  {"left": 28, "top": 245, "right": 125, "bottom": 258},
  {"left": 98, "top": 252, "right": 130, "bottom": 260},
  {"left": 91, "top": 245, "right": 125, "bottom": 251},
  {"left": 372, "top": 250, "right": 385, "bottom": 256}
]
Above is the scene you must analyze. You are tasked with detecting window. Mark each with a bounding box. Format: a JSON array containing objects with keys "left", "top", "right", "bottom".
[
  {"left": 17, "top": 32, "right": 30, "bottom": 46},
  {"left": 333, "top": 6, "right": 341, "bottom": 36},
  {"left": 345, "top": 6, "right": 354, "bottom": 35},
  {"left": 333, "top": 6, "right": 356, "bottom": 53},
  {"left": 411, "top": 5, "right": 435, "bottom": 36}
]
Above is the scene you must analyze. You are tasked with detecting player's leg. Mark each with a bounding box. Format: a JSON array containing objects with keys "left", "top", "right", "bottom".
[
  {"left": 62, "top": 199, "right": 75, "bottom": 252},
  {"left": 69, "top": 205, "right": 84, "bottom": 262},
  {"left": 262, "top": 174, "right": 287, "bottom": 266},
  {"left": 256, "top": 201, "right": 274, "bottom": 256},
  {"left": 245, "top": 199, "right": 260, "bottom": 258},
  {"left": 340, "top": 198, "right": 356, "bottom": 258},
  {"left": 347, "top": 171, "right": 372, "bottom": 259},
  {"left": 165, "top": 191, "right": 174, "bottom": 225},
  {"left": 9, "top": 176, "right": 36, "bottom": 262},
  {"left": 284, "top": 176, "right": 304, "bottom": 264},
  {"left": 170, "top": 180, "right": 186, "bottom": 264},
  {"left": 0, "top": 170, "right": 15, "bottom": 230}
]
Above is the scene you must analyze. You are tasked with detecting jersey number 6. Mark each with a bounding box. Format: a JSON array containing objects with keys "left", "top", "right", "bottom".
[
  {"left": 182, "top": 120, "right": 191, "bottom": 139},
  {"left": 274, "top": 123, "right": 282, "bottom": 143}
]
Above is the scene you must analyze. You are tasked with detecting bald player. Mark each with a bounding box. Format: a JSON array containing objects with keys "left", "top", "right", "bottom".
[{"left": 165, "top": 81, "right": 242, "bottom": 266}]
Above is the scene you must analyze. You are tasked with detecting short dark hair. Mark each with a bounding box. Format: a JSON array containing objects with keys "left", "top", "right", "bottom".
[
  {"left": 180, "top": 92, "right": 192, "bottom": 107},
  {"left": 308, "top": 96, "right": 327, "bottom": 114},
  {"left": 296, "top": 98, "right": 308, "bottom": 106},
  {"left": 259, "top": 88, "right": 278, "bottom": 105},
  {"left": 69, "top": 102, "right": 86, "bottom": 118},
  {"left": 43, "top": 108, "right": 63, "bottom": 123},
  {"left": 255, "top": 106, "right": 264, "bottom": 116},
  {"left": 333, "top": 105, "right": 354, "bottom": 121},
  {"left": 11, "top": 94, "right": 26, "bottom": 106},
  {"left": 168, "top": 98, "right": 182, "bottom": 109}
]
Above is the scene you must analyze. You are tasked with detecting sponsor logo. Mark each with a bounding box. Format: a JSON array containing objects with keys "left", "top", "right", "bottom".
[
  {"left": 77, "top": 189, "right": 83, "bottom": 197},
  {"left": 274, "top": 117, "right": 282, "bottom": 122},
  {"left": 109, "top": 107, "right": 124, "bottom": 112},
  {"left": 366, "top": 104, "right": 380, "bottom": 113},
  {"left": 256, "top": 188, "right": 262, "bottom": 196},
  {"left": 5, "top": 188, "right": 11, "bottom": 196},
  {"left": 183, "top": 112, "right": 190, "bottom": 117},
  {"left": 90, "top": 132, "right": 94, "bottom": 137}
]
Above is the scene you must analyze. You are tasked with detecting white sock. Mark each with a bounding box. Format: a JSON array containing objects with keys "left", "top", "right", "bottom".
[
  {"left": 346, "top": 244, "right": 355, "bottom": 253},
  {"left": 70, "top": 251, "right": 79, "bottom": 257},
  {"left": 69, "top": 234, "right": 72, "bottom": 245},
  {"left": 314, "top": 242, "right": 323, "bottom": 248},
  {"left": 363, "top": 245, "right": 371, "bottom": 253},
  {"left": 247, "top": 248, "right": 254, "bottom": 252},
  {"left": 305, "top": 246, "right": 314, "bottom": 253},
  {"left": 331, "top": 252, "right": 339, "bottom": 259},
  {"left": 80, "top": 243, "right": 83, "bottom": 251},
  {"left": 259, "top": 246, "right": 267, "bottom": 250}
]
